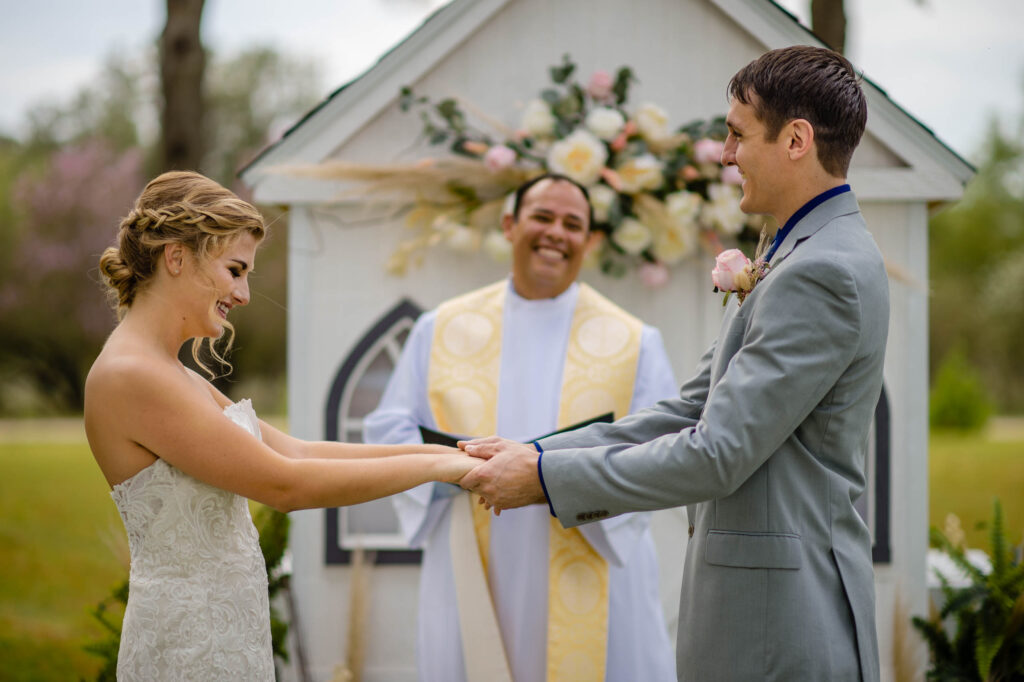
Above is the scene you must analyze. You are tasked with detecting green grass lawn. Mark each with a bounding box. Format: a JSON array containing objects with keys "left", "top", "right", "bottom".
[
  {"left": 929, "top": 428, "right": 1024, "bottom": 550},
  {"left": 0, "top": 421, "right": 1021, "bottom": 680},
  {"left": 0, "top": 439, "right": 125, "bottom": 681}
]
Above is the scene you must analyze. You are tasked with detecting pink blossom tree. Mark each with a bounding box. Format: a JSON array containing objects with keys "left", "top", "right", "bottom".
[{"left": 0, "top": 140, "right": 143, "bottom": 411}]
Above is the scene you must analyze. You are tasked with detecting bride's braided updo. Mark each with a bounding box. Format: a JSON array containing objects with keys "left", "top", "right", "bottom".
[{"left": 99, "top": 171, "right": 265, "bottom": 318}]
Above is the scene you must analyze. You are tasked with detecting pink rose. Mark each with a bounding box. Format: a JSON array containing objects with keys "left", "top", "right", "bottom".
[
  {"left": 639, "top": 261, "right": 670, "bottom": 289},
  {"left": 694, "top": 138, "right": 725, "bottom": 165},
  {"left": 462, "top": 140, "right": 489, "bottom": 155},
  {"left": 681, "top": 165, "right": 701, "bottom": 182},
  {"left": 720, "top": 164, "right": 743, "bottom": 185},
  {"left": 587, "top": 70, "right": 614, "bottom": 100},
  {"left": 609, "top": 120, "right": 637, "bottom": 152},
  {"left": 484, "top": 144, "right": 517, "bottom": 171},
  {"left": 711, "top": 248, "right": 753, "bottom": 292},
  {"left": 600, "top": 167, "right": 623, "bottom": 192}
]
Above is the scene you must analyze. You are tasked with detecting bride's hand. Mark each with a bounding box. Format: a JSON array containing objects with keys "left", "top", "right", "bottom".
[{"left": 434, "top": 451, "right": 480, "bottom": 484}]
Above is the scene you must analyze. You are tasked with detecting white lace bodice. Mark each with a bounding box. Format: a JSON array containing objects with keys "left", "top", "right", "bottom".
[{"left": 111, "top": 399, "right": 274, "bottom": 680}]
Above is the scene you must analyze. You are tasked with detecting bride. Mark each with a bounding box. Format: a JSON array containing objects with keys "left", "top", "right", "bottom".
[{"left": 85, "top": 171, "right": 477, "bottom": 680}]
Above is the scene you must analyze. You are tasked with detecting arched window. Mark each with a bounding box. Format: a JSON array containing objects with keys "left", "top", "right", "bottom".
[{"left": 323, "top": 299, "right": 423, "bottom": 565}]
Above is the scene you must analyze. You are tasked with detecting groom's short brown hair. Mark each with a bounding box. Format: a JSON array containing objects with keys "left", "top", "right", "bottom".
[{"left": 728, "top": 45, "right": 867, "bottom": 178}]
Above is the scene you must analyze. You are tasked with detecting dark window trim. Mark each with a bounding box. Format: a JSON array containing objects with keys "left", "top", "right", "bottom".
[
  {"left": 872, "top": 385, "right": 891, "bottom": 564},
  {"left": 324, "top": 298, "right": 423, "bottom": 566}
]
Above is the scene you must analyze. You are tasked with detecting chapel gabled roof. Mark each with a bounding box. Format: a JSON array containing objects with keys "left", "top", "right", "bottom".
[{"left": 239, "top": 0, "right": 973, "bottom": 203}]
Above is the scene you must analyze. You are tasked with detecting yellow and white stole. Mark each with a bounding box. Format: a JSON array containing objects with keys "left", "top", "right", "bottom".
[{"left": 428, "top": 280, "right": 642, "bottom": 681}]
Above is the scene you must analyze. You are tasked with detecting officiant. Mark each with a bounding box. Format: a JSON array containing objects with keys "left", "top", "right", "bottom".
[{"left": 363, "top": 173, "right": 678, "bottom": 682}]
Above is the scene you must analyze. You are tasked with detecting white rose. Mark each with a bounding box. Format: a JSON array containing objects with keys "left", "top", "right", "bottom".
[
  {"left": 521, "top": 99, "right": 557, "bottom": 138},
  {"left": 651, "top": 220, "right": 697, "bottom": 265},
  {"left": 483, "top": 230, "right": 512, "bottom": 262},
  {"left": 701, "top": 183, "right": 746, "bottom": 235},
  {"left": 546, "top": 129, "right": 608, "bottom": 186},
  {"left": 584, "top": 107, "right": 625, "bottom": 141},
  {"left": 588, "top": 184, "right": 617, "bottom": 223},
  {"left": 612, "top": 217, "right": 653, "bottom": 255},
  {"left": 435, "top": 219, "right": 481, "bottom": 252},
  {"left": 616, "top": 154, "right": 664, "bottom": 194},
  {"left": 635, "top": 102, "right": 670, "bottom": 143},
  {"left": 665, "top": 190, "right": 702, "bottom": 225}
]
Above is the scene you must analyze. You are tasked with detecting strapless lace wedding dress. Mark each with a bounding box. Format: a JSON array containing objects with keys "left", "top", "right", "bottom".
[{"left": 111, "top": 399, "right": 274, "bottom": 680}]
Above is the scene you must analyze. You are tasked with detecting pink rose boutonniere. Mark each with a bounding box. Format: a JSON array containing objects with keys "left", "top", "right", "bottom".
[{"left": 711, "top": 248, "right": 770, "bottom": 306}]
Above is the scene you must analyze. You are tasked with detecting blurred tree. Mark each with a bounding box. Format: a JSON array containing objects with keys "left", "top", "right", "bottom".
[
  {"left": 929, "top": 345, "right": 991, "bottom": 431},
  {"left": 929, "top": 115, "right": 1024, "bottom": 412},
  {"left": 204, "top": 47, "right": 321, "bottom": 184},
  {"left": 810, "top": 0, "right": 847, "bottom": 53},
  {"left": 160, "top": 0, "right": 206, "bottom": 171},
  {"left": 806, "top": 0, "right": 926, "bottom": 55},
  {"left": 0, "top": 141, "right": 144, "bottom": 413},
  {"left": 24, "top": 54, "right": 148, "bottom": 156},
  {"left": 0, "top": 44, "right": 319, "bottom": 414}
]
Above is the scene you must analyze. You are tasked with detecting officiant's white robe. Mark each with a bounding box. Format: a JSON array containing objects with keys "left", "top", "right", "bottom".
[{"left": 364, "top": 280, "right": 678, "bottom": 682}]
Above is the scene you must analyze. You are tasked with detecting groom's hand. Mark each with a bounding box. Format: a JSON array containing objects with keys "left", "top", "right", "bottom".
[{"left": 458, "top": 437, "right": 546, "bottom": 514}]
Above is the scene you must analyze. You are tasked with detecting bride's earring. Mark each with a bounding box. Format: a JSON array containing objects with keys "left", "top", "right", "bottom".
[{"left": 166, "top": 245, "right": 184, "bottom": 277}]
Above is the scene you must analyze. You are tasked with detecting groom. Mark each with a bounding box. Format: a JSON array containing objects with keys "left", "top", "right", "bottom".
[{"left": 461, "top": 45, "right": 888, "bottom": 682}]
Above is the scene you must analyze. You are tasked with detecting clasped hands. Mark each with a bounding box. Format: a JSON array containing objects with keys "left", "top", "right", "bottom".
[{"left": 456, "top": 436, "right": 548, "bottom": 514}]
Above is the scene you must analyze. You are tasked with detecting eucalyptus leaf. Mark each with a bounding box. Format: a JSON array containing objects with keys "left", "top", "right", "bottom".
[
  {"left": 600, "top": 252, "right": 629, "bottom": 278},
  {"left": 399, "top": 86, "right": 414, "bottom": 112},
  {"left": 549, "top": 54, "right": 576, "bottom": 84},
  {"left": 613, "top": 67, "right": 635, "bottom": 106},
  {"left": 436, "top": 98, "right": 466, "bottom": 132}
]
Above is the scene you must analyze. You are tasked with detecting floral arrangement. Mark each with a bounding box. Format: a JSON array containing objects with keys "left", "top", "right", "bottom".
[{"left": 285, "top": 55, "right": 762, "bottom": 285}]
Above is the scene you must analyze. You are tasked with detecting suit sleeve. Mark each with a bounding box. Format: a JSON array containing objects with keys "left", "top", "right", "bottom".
[{"left": 541, "top": 257, "right": 863, "bottom": 526}]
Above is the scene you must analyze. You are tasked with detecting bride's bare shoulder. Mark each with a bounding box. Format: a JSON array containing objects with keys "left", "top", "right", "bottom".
[
  {"left": 84, "top": 342, "right": 191, "bottom": 485},
  {"left": 88, "top": 347, "right": 170, "bottom": 397},
  {"left": 85, "top": 336, "right": 197, "bottom": 428}
]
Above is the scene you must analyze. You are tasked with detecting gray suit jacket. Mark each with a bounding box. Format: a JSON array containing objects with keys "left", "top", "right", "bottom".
[{"left": 538, "top": 191, "right": 887, "bottom": 681}]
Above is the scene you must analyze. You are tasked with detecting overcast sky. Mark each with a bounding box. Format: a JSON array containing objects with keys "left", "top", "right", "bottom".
[{"left": 1, "top": 0, "right": 1021, "bottom": 160}]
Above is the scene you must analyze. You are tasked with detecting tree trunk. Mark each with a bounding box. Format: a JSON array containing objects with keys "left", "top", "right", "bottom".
[
  {"left": 160, "top": 0, "right": 206, "bottom": 171},
  {"left": 811, "top": 0, "right": 847, "bottom": 54}
]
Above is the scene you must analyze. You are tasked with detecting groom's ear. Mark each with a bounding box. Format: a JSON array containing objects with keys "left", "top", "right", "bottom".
[{"left": 786, "top": 118, "right": 815, "bottom": 162}]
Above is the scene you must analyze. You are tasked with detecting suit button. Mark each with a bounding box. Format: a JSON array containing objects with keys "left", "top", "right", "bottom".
[{"left": 688, "top": 525, "right": 695, "bottom": 538}]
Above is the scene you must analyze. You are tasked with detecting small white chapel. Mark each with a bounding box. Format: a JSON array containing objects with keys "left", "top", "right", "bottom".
[{"left": 240, "top": 0, "right": 973, "bottom": 680}]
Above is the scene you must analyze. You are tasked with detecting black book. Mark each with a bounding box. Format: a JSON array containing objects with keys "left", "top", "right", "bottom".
[{"left": 418, "top": 412, "right": 614, "bottom": 448}]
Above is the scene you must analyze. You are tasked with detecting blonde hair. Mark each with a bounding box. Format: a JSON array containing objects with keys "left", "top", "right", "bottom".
[{"left": 99, "top": 171, "right": 265, "bottom": 376}]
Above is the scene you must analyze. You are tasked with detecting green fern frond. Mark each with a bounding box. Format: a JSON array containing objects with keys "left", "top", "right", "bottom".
[
  {"left": 912, "top": 615, "right": 955, "bottom": 664},
  {"left": 974, "top": 628, "right": 1003, "bottom": 681},
  {"left": 1006, "top": 591, "right": 1024, "bottom": 642},
  {"left": 990, "top": 499, "right": 1008, "bottom": 579},
  {"left": 931, "top": 526, "right": 988, "bottom": 584},
  {"left": 940, "top": 584, "right": 986, "bottom": 620}
]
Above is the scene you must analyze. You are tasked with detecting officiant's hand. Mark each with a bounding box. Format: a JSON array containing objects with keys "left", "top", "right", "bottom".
[{"left": 458, "top": 437, "right": 547, "bottom": 514}]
